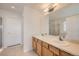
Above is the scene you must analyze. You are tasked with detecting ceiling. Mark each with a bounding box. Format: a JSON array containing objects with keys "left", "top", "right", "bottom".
[
  {"left": 0, "top": 3, "right": 50, "bottom": 14},
  {"left": 0, "top": 3, "right": 24, "bottom": 14},
  {"left": 26, "top": 3, "right": 50, "bottom": 10},
  {"left": 0, "top": 3, "right": 72, "bottom": 14}
]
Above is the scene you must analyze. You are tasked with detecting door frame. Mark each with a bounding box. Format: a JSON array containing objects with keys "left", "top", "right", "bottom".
[{"left": 0, "top": 16, "right": 4, "bottom": 49}]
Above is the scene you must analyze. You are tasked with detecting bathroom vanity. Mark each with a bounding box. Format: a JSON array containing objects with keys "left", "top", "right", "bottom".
[{"left": 32, "top": 35, "right": 79, "bottom": 56}]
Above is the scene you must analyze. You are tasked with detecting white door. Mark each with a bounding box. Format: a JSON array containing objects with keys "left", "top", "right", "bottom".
[{"left": 4, "top": 16, "right": 21, "bottom": 47}]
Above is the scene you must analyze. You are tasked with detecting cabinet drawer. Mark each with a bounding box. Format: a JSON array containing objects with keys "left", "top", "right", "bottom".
[
  {"left": 42, "top": 42, "right": 48, "bottom": 48},
  {"left": 60, "top": 50, "right": 72, "bottom": 56},
  {"left": 49, "top": 45, "right": 59, "bottom": 56}
]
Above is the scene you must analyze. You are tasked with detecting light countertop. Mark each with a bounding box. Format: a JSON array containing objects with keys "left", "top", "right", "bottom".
[{"left": 33, "top": 35, "right": 79, "bottom": 56}]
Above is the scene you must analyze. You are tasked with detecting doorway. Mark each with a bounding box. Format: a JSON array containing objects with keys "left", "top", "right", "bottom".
[{"left": 4, "top": 16, "right": 22, "bottom": 47}]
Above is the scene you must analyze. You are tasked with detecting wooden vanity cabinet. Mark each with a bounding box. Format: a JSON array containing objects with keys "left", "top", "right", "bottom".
[
  {"left": 32, "top": 37, "right": 37, "bottom": 52},
  {"left": 37, "top": 40, "right": 42, "bottom": 56},
  {"left": 32, "top": 37, "right": 73, "bottom": 56}
]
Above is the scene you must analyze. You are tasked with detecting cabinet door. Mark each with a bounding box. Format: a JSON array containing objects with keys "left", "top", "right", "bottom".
[
  {"left": 32, "top": 38, "right": 37, "bottom": 52},
  {"left": 49, "top": 45, "right": 59, "bottom": 56},
  {"left": 42, "top": 42, "right": 48, "bottom": 49},
  {"left": 42, "top": 47, "right": 53, "bottom": 56},
  {"left": 37, "top": 40, "right": 42, "bottom": 56}
]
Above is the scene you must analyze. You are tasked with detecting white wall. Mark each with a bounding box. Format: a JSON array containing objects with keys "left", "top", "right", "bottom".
[
  {"left": 23, "top": 6, "right": 41, "bottom": 52},
  {"left": 0, "top": 9, "right": 22, "bottom": 48},
  {"left": 40, "top": 14, "right": 49, "bottom": 35}
]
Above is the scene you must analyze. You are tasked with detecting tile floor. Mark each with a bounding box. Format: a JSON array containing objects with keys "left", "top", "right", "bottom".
[{"left": 0, "top": 45, "right": 37, "bottom": 56}]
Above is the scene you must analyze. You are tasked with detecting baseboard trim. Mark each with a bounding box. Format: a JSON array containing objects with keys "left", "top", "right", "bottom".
[{"left": 7, "top": 44, "right": 21, "bottom": 47}]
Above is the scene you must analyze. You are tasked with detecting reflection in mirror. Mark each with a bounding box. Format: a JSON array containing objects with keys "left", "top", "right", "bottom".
[
  {"left": 59, "top": 18, "right": 67, "bottom": 39},
  {"left": 49, "top": 14, "right": 66, "bottom": 37},
  {"left": 49, "top": 14, "right": 60, "bottom": 36}
]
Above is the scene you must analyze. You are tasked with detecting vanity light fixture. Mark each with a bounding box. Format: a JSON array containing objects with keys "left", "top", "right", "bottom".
[
  {"left": 44, "top": 3, "right": 57, "bottom": 12},
  {"left": 44, "top": 3, "right": 57, "bottom": 15},
  {"left": 43, "top": 3, "right": 58, "bottom": 15}
]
